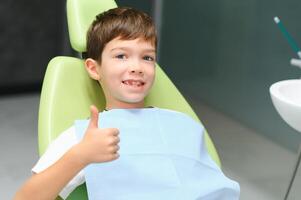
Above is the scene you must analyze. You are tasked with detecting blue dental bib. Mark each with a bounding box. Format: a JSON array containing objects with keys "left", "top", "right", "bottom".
[{"left": 75, "top": 107, "right": 239, "bottom": 200}]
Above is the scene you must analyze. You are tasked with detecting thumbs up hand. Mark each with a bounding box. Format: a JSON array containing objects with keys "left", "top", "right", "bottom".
[{"left": 75, "top": 105, "right": 120, "bottom": 166}]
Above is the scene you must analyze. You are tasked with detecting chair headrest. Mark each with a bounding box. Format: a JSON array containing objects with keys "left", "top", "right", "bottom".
[{"left": 67, "top": 0, "right": 117, "bottom": 53}]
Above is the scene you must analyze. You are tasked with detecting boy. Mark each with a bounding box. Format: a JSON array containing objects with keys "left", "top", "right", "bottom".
[{"left": 15, "top": 7, "right": 239, "bottom": 200}]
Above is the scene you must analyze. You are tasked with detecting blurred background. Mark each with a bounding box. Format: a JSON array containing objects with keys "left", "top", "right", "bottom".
[{"left": 1, "top": 0, "right": 301, "bottom": 199}]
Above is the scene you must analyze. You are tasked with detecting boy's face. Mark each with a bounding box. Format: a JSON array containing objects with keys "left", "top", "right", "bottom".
[{"left": 87, "top": 37, "right": 156, "bottom": 109}]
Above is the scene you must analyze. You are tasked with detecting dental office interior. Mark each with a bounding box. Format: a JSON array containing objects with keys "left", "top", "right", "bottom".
[{"left": 1, "top": 0, "right": 301, "bottom": 199}]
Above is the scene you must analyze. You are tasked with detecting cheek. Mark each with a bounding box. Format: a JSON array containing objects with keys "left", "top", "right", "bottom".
[{"left": 147, "top": 67, "right": 156, "bottom": 81}]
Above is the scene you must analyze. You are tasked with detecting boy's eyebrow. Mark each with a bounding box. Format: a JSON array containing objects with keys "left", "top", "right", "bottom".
[{"left": 110, "top": 47, "right": 156, "bottom": 53}]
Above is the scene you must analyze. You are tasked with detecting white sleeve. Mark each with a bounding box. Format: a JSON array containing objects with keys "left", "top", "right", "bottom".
[{"left": 31, "top": 126, "right": 85, "bottom": 199}]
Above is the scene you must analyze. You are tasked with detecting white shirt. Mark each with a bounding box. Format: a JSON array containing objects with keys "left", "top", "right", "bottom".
[{"left": 32, "top": 126, "right": 84, "bottom": 199}]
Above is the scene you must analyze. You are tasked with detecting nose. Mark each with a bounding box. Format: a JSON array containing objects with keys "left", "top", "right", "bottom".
[
  {"left": 130, "top": 69, "right": 143, "bottom": 75},
  {"left": 129, "top": 60, "right": 144, "bottom": 75}
]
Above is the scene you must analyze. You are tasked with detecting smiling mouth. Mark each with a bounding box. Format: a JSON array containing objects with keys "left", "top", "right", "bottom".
[{"left": 122, "top": 80, "right": 145, "bottom": 87}]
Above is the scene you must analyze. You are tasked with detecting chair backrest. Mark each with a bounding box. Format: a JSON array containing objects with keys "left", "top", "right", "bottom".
[
  {"left": 38, "top": 0, "right": 221, "bottom": 199},
  {"left": 67, "top": 0, "right": 117, "bottom": 52}
]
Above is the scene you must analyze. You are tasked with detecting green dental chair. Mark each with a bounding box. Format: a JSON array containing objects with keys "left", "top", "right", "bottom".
[{"left": 38, "top": 0, "right": 221, "bottom": 199}]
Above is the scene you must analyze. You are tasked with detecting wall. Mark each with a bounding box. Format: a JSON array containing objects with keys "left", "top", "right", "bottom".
[
  {"left": 0, "top": 0, "right": 67, "bottom": 93},
  {"left": 159, "top": 0, "right": 301, "bottom": 151}
]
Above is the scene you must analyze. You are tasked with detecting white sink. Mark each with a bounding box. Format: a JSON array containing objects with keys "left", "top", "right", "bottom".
[{"left": 270, "top": 79, "right": 301, "bottom": 132}]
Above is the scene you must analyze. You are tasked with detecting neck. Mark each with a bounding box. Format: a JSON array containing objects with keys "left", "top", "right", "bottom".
[{"left": 105, "top": 100, "right": 145, "bottom": 110}]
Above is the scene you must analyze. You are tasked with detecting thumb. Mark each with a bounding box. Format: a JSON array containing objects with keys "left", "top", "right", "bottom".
[{"left": 88, "top": 105, "right": 99, "bottom": 129}]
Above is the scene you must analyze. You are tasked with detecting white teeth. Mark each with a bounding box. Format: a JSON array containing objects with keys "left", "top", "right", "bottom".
[{"left": 123, "top": 80, "right": 144, "bottom": 86}]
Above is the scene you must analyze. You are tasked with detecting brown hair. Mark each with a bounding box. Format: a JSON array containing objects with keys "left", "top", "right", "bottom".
[{"left": 86, "top": 7, "right": 157, "bottom": 62}]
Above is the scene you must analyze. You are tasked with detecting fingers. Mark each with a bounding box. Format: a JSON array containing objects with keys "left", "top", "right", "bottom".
[
  {"left": 106, "top": 153, "right": 120, "bottom": 162},
  {"left": 88, "top": 105, "right": 99, "bottom": 129},
  {"left": 113, "top": 136, "right": 120, "bottom": 144},
  {"left": 109, "top": 145, "right": 120, "bottom": 153},
  {"left": 112, "top": 153, "right": 120, "bottom": 159},
  {"left": 103, "top": 145, "right": 120, "bottom": 162},
  {"left": 109, "top": 137, "right": 120, "bottom": 156},
  {"left": 110, "top": 128, "right": 120, "bottom": 136}
]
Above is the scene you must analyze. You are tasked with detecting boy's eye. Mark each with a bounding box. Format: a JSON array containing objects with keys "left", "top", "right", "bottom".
[
  {"left": 115, "top": 54, "right": 127, "bottom": 59},
  {"left": 143, "top": 56, "right": 155, "bottom": 61}
]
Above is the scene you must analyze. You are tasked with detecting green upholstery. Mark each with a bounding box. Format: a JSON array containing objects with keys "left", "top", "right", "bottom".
[
  {"left": 38, "top": 0, "right": 221, "bottom": 199},
  {"left": 67, "top": 0, "right": 117, "bottom": 52}
]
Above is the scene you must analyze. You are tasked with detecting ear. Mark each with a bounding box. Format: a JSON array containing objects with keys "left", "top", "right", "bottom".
[{"left": 85, "top": 58, "right": 101, "bottom": 80}]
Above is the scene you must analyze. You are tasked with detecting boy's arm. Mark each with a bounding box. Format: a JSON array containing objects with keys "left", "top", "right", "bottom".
[
  {"left": 14, "top": 106, "right": 120, "bottom": 200},
  {"left": 14, "top": 145, "right": 87, "bottom": 200}
]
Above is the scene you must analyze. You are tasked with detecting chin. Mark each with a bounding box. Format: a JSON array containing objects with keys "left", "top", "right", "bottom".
[
  {"left": 123, "top": 98, "right": 145, "bottom": 104},
  {"left": 120, "top": 95, "right": 146, "bottom": 104}
]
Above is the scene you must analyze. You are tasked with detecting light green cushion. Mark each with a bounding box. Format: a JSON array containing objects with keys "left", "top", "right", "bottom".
[{"left": 67, "top": 0, "right": 117, "bottom": 52}]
